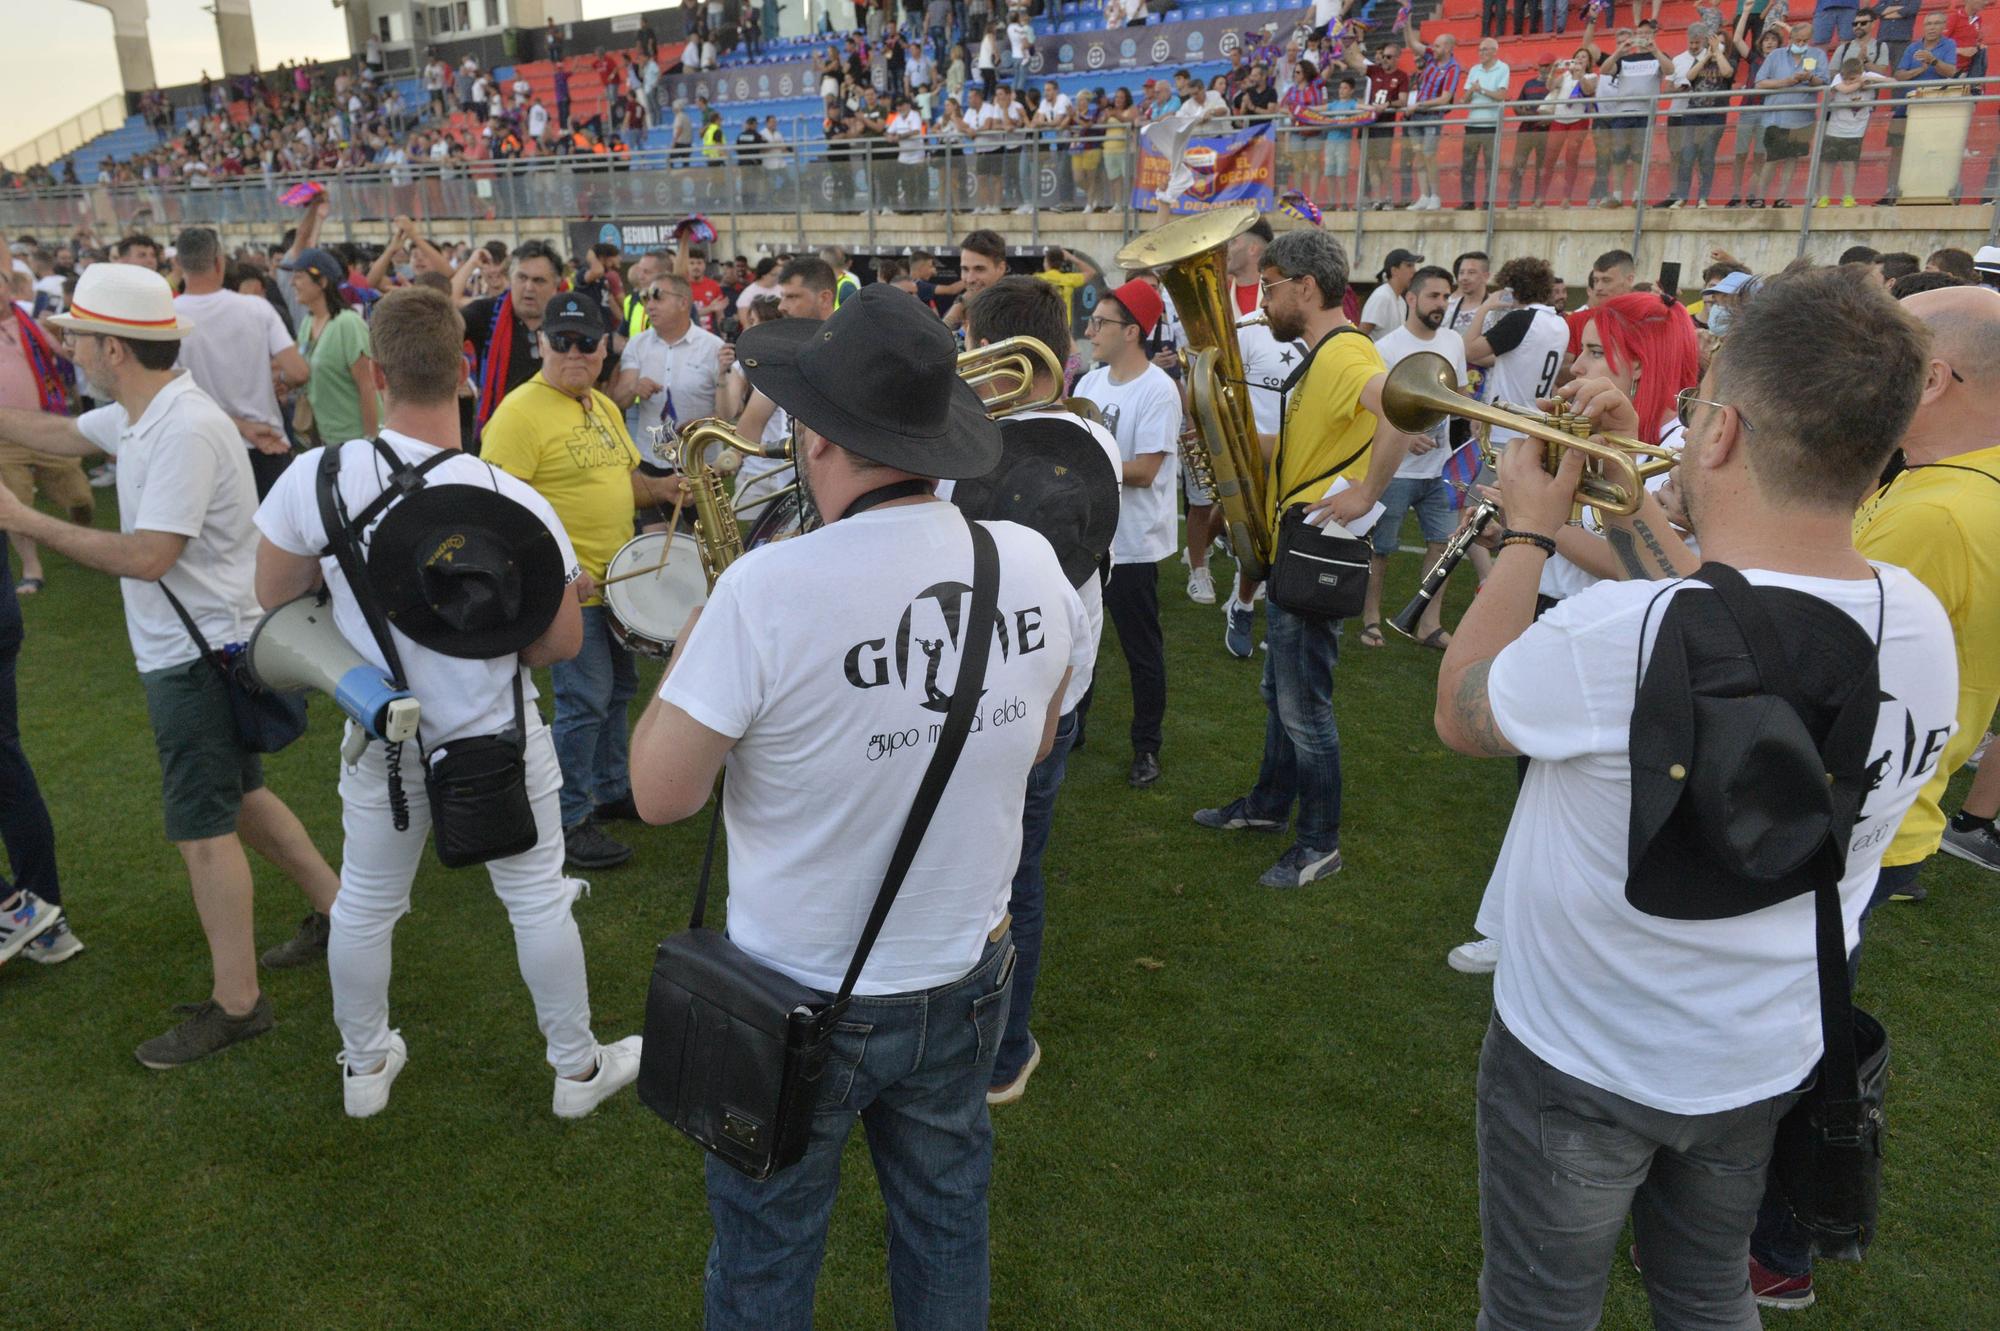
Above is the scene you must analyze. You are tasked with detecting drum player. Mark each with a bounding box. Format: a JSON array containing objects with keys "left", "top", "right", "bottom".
[{"left": 480, "top": 292, "right": 685, "bottom": 871}]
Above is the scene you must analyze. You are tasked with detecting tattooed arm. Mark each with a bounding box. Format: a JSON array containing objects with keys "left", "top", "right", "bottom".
[
  {"left": 1440, "top": 658, "right": 1521, "bottom": 757},
  {"left": 1596, "top": 489, "right": 1700, "bottom": 580}
]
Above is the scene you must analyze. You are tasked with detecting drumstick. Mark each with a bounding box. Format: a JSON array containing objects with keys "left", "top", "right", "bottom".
[{"left": 598, "top": 485, "right": 691, "bottom": 588}]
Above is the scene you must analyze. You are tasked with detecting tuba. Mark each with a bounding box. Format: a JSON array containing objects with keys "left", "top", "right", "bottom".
[
  {"left": 664, "top": 417, "right": 802, "bottom": 587},
  {"left": 958, "top": 335, "right": 1066, "bottom": 417},
  {"left": 1117, "top": 205, "right": 1272, "bottom": 580}
]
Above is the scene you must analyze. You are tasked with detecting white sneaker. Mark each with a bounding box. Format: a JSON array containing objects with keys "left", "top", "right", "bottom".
[
  {"left": 1012, "top": 204, "right": 1034, "bottom": 214},
  {"left": 87, "top": 462, "right": 117, "bottom": 488},
  {"left": 338, "top": 1031, "right": 409, "bottom": 1118},
  {"left": 553, "top": 1034, "right": 643, "bottom": 1119},
  {"left": 26, "top": 912, "right": 84, "bottom": 964},
  {"left": 1447, "top": 937, "right": 1501, "bottom": 974},
  {"left": 0, "top": 890, "right": 60, "bottom": 966},
  {"left": 1403, "top": 197, "right": 1426, "bottom": 210},
  {"left": 1967, "top": 730, "right": 1994, "bottom": 773},
  {"left": 1427, "top": 193, "right": 1444, "bottom": 210},
  {"left": 1187, "top": 567, "right": 1216, "bottom": 605}
]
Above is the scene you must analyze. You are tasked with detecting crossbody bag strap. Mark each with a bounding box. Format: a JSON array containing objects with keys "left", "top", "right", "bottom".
[
  {"left": 158, "top": 582, "right": 230, "bottom": 681},
  {"left": 1272, "top": 325, "right": 1375, "bottom": 512},
  {"left": 834, "top": 515, "right": 1001, "bottom": 1000}
]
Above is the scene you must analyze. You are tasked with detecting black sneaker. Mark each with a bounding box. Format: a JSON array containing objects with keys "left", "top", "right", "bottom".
[
  {"left": 1192, "top": 797, "right": 1285, "bottom": 834},
  {"left": 1940, "top": 819, "right": 2000, "bottom": 873},
  {"left": 1128, "top": 752, "right": 1161, "bottom": 788},
  {"left": 564, "top": 818, "right": 633, "bottom": 869},
  {"left": 135, "top": 995, "right": 276, "bottom": 1069},
  {"left": 594, "top": 792, "right": 641, "bottom": 822},
  {"left": 259, "top": 910, "right": 330, "bottom": 970}
]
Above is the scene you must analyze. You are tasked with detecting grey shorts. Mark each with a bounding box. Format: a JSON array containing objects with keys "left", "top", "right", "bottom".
[{"left": 140, "top": 658, "right": 264, "bottom": 842}]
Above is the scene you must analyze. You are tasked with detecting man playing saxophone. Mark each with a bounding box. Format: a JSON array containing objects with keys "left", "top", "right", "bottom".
[{"left": 1193, "top": 229, "right": 1410, "bottom": 889}]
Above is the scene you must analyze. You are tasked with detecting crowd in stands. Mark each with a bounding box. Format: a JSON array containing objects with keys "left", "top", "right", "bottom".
[{"left": 0, "top": 0, "right": 1991, "bottom": 209}]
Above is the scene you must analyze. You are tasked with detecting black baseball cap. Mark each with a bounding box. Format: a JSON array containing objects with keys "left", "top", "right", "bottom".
[
  {"left": 1378, "top": 248, "right": 1423, "bottom": 277},
  {"left": 542, "top": 290, "right": 605, "bottom": 337}
]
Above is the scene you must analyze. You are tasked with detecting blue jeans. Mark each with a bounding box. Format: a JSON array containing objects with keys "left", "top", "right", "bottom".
[
  {"left": 1542, "top": 0, "right": 1569, "bottom": 32},
  {"left": 993, "top": 708, "right": 1077, "bottom": 1084},
  {"left": 1246, "top": 602, "right": 1343, "bottom": 852},
  {"left": 703, "top": 934, "right": 1017, "bottom": 1331},
  {"left": 550, "top": 605, "right": 637, "bottom": 829},
  {"left": 1811, "top": 3, "right": 1856, "bottom": 45}
]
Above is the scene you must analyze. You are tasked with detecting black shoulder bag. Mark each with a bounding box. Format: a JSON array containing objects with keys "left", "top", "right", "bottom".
[
  {"left": 160, "top": 584, "right": 309, "bottom": 754},
  {"left": 1266, "top": 326, "right": 1376, "bottom": 622},
  {"left": 637, "top": 512, "right": 1000, "bottom": 1181},
  {"left": 316, "top": 440, "right": 539, "bottom": 869},
  {"left": 1633, "top": 565, "right": 1888, "bottom": 1261}
]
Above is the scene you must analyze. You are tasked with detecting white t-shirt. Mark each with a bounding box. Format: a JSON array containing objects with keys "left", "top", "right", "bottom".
[
  {"left": 736, "top": 280, "right": 779, "bottom": 312},
  {"left": 1007, "top": 19, "right": 1035, "bottom": 61},
  {"left": 1360, "top": 282, "right": 1404, "bottom": 338},
  {"left": 972, "top": 99, "right": 1004, "bottom": 151},
  {"left": 1478, "top": 303, "right": 1568, "bottom": 418},
  {"left": 1074, "top": 361, "right": 1181, "bottom": 564},
  {"left": 1235, "top": 311, "right": 1310, "bottom": 436},
  {"left": 1484, "top": 565, "right": 1957, "bottom": 1114},
  {"left": 728, "top": 363, "right": 793, "bottom": 519},
  {"left": 528, "top": 103, "right": 549, "bottom": 139},
  {"left": 660, "top": 502, "right": 1091, "bottom": 994},
  {"left": 75, "top": 373, "right": 262, "bottom": 673},
  {"left": 173, "top": 289, "right": 294, "bottom": 433},
  {"left": 618, "top": 321, "right": 724, "bottom": 456},
  {"left": 1374, "top": 324, "right": 1468, "bottom": 479},
  {"left": 888, "top": 109, "right": 927, "bottom": 163},
  {"left": 255, "top": 432, "right": 581, "bottom": 746}
]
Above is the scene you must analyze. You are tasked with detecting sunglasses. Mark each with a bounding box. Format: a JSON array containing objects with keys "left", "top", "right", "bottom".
[{"left": 547, "top": 332, "right": 602, "bottom": 354}]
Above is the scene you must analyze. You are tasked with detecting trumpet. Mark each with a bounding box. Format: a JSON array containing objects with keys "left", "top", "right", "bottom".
[
  {"left": 1379, "top": 352, "right": 1679, "bottom": 640},
  {"left": 1381, "top": 351, "right": 1676, "bottom": 518},
  {"left": 957, "top": 335, "right": 1066, "bottom": 417}
]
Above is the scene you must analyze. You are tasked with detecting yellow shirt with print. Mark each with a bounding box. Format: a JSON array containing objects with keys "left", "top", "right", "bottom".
[
  {"left": 1265, "top": 328, "right": 1385, "bottom": 561},
  {"left": 480, "top": 374, "right": 642, "bottom": 606},
  {"left": 1853, "top": 444, "right": 2000, "bottom": 866},
  {"left": 1037, "top": 268, "right": 1091, "bottom": 323}
]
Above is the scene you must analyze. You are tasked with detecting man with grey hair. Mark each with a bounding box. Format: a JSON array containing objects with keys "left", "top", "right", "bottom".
[
  {"left": 1665, "top": 21, "right": 1735, "bottom": 207},
  {"left": 172, "top": 226, "right": 313, "bottom": 498},
  {"left": 1194, "top": 228, "right": 1412, "bottom": 887}
]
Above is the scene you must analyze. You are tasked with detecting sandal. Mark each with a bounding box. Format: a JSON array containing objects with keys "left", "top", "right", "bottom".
[
  {"left": 1359, "top": 622, "right": 1385, "bottom": 648},
  {"left": 1419, "top": 627, "right": 1452, "bottom": 652},
  {"left": 14, "top": 577, "right": 43, "bottom": 596}
]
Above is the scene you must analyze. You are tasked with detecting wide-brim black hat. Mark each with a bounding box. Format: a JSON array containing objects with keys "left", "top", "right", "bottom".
[
  {"left": 736, "top": 283, "right": 1002, "bottom": 481},
  {"left": 950, "top": 416, "right": 1119, "bottom": 588},
  {"left": 365, "top": 486, "right": 569, "bottom": 659}
]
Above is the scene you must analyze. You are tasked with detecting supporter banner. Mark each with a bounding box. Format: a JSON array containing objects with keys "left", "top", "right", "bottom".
[
  {"left": 1131, "top": 121, "right": 1276, "bottom": 214},
  {"left": 658, "top": 7, "right": 1306, "bottom": 108}
]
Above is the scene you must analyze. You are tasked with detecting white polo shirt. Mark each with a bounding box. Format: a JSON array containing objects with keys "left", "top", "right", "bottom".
[
  {"left": 618, "top": 320, "right": 725, "bottom": 459},
  {"left": 75, "top": 373, "right": 262, "bottom": 673}
]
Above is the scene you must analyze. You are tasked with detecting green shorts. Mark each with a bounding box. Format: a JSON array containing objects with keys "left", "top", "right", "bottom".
[{"left": 140, "top": 658, "right": 264, "bottom": 842}]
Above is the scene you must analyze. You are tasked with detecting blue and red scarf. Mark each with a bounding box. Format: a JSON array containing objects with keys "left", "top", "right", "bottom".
[
  {"left": 12, "top": 306, "right": 73, "bottom": 415},
  {"left": 474, "top": 291, "right": 517, "bottom": 431}
]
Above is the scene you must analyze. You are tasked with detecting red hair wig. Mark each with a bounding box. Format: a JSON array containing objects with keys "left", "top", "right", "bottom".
[{"left": 1580, "top": 291, "right": 1700, "bottom": 445}]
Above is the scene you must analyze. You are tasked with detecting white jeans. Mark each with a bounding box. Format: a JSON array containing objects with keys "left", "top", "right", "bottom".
[{"left": 329, "top": 718, "right": 598, "bottom": 1078}]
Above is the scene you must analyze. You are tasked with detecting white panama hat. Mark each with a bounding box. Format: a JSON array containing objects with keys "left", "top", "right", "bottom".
[{"left": 48, "top": 262, "right": 194, "bottom": 341}]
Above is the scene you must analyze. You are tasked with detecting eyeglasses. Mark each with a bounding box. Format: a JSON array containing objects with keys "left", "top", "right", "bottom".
[
  {"left": 1676, "top": 388, "right": 1755, "bottom": 433},
  {"left": 1260, "top": 274, "right": 1301, "bottom": 298},
  {"left": 1085, "top": 315, "right": 1132, "bottom": 332},
  {"left": 546, "top": 332, "right": 602, "bottom": 354}
]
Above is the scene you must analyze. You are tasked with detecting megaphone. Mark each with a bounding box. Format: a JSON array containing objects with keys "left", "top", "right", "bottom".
[{"left": 248, "top": 595, "right": 420, "bottom": 764}]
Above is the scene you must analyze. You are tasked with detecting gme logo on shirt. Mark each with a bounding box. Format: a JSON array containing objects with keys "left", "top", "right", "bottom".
[{"left": 842, "top": 580, "right": 1049, "bottom": 714}]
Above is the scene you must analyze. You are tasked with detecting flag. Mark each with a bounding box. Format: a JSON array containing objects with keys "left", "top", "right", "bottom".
[
  {"left": 1441, "top": 440, "right": 1483, "bottom": 509},
  {"left": 278, "top": 180, "right": 325, "bottom": 207},
  {"left": 674, "top": 213, "right": 718, "bottom": 245}
]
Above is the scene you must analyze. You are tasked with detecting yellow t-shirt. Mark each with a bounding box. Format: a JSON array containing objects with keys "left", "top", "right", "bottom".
[
  {"left": 1853, "top": 445, "right": 2000, "bottom": 866},
  {"left": 480, "top": 374, "right": 641, "bottom": 604},
  {"left": 1037, "top": 268, "right": 1091, "bottom": 322},
  {"left": 1265, "top": 327, "right": 1385, "bottom": 559}
]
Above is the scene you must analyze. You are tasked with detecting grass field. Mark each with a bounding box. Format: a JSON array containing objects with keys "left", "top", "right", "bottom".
[{"left": 5, "top": 494, "right": 1996, "bottom": 1331}]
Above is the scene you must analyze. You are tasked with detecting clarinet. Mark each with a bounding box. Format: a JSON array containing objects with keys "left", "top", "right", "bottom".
[{"left": 1389, "top": 499, "right": 1498, "bottom": 639}]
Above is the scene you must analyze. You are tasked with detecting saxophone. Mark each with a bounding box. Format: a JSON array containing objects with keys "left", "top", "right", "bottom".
[{"left": 663, "top": 417, "right": 798, "bottom": 587}]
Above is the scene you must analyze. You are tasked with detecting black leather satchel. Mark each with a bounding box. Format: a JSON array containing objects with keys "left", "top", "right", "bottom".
[
  {"left": 1264, "top": 325, "right": 1375, "bottom": 622},
  {"left": 638, "top": 513, "right": 1001, "bottom": 1181}
]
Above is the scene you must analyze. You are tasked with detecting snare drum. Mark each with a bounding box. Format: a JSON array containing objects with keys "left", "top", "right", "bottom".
[{"left": 602, "top": 531, "right": 708, "bottom": 659}]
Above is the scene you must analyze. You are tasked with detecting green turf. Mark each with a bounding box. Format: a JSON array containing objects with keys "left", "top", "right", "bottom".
[{"left": 5, "top": 500, "right": 1996, "bottom": 1330}]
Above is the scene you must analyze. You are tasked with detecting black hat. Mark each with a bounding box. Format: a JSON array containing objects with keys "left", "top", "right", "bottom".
[
  {"left": 1378, "top": 247, "right": 1423, "bottom": 277},
  {"left": 949, "top": 416, "right": 1119, "bottom": 588},
  {"left": 542, "top": 290, "right": 605, "bottom": 337},
  {"left": 735, "top": 283, "right": 1002, "bottom": 481},
  {"left": 365, "top": 486, "right": 570, "bottom": 659}
]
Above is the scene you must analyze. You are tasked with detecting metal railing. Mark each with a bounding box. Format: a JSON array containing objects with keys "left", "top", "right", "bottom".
[{"left": 3, "top": 81, "right": 1995, "bottom": 255}]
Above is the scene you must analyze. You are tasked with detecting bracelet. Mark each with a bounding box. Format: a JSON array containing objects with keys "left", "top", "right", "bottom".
[{"left": 1499, "top": 529, "right": 1557, "bottom": 558}]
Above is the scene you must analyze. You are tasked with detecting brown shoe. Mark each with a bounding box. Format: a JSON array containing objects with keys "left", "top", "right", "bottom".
[
  {"left": 134, "top": 995, "right": 276, "bottom": 1069},
  {"left": 260, "top": 911, "right": 330, "bottom": 970}
]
